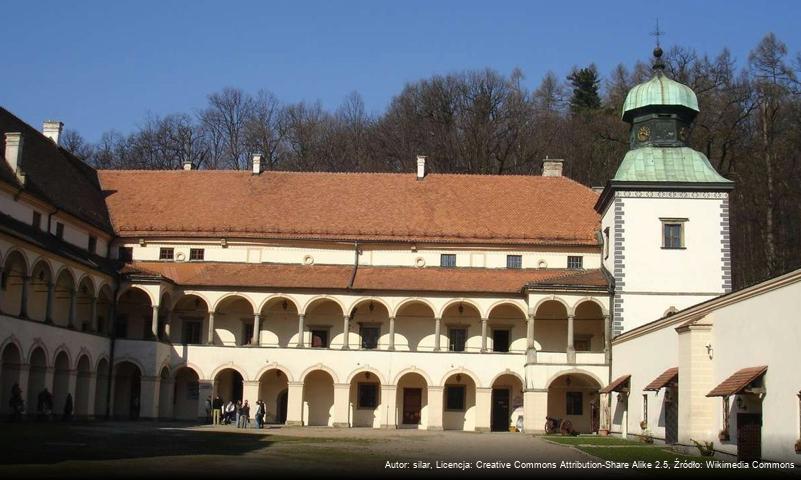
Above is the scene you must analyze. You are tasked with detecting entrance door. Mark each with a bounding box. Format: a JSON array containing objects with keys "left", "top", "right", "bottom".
[
  {"left": 402, "top": 388, "right": 422, "bottom": 425},
  {"left": 737, "top": 413, "right": 762, "bottom": 462},
  {"left": 276, "top": 390, "right": 288, "bottom": 424},
  {"left": 665, "top": 388, "right": 679, "bottom": 444},
  {"left": 491, "top": 388, "right": 510, "bottom": 431}
]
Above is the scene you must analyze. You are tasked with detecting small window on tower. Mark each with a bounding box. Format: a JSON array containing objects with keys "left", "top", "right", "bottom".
[{"left": 661, "top": 218, "right": 687, "bottom": 249}]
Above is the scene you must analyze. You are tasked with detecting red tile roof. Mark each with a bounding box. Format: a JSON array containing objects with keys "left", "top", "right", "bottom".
[
  {"left": 644, "top": 367, "right": 678, "bottom": 391},
  {"left": 122, "top": 261, "right": 607, "bottom": 294},
  {"left": 706, "top": 366, "right": 767, "bottom": 397},
  {"left": 600, "top": 374, "right": 631, "bottom": 394},
  {"left": 98, "top": 170, "right": 601, "bottom": 246}
]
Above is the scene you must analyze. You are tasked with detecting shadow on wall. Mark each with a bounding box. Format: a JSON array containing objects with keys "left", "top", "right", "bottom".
[{"left": 0, "top": 423, "right": 273, "bottom": 465}]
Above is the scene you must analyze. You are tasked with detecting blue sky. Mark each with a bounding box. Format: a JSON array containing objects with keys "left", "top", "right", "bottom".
[{"left": 2, "top": 0, "right": 799, "bottom": 142}]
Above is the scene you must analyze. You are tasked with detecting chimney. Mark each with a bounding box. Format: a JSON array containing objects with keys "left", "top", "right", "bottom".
[
  {"left": 251, "top": 153, "right": 264, "bottom": 175},
  {"left": 416, "top": 155, "right": 427, "bottom": 180},
  {"left": 182, "top": 159, "right": 193, "bottom": 170},
  {"left": 4, "top": 132, "right": 25, "bottom": 182},
  {"left": 542, "top": 157, "right": 564, "bottom": 177},
  {"left": 42, "top": 121, "right": 63, "bottom": 145}
]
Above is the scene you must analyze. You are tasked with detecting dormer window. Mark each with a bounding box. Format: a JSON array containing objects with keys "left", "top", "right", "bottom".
[
  {"left": 189, "top": 248, "right": 205, "bottom": 261},
  {"left": 159, "top": 247, "right": 174, "bottom": 260},
  {"left": 440, "top": 254, "right": 456, "bottom": 268}
]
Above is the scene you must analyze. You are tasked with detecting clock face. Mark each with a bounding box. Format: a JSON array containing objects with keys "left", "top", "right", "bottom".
[{"left": 637, "top": 126, "right": 651, "bottom": 142}]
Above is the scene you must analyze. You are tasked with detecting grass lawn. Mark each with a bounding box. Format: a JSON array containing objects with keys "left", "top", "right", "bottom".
[
  {"left": 542, "top": 435, "right": 713, "bottom": 464},
  {"left": 543, "top": 435, "right": 641, "bottom": 446}
]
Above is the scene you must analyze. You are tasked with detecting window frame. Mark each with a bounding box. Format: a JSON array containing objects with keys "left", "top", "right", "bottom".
[
  {"left": 491, "top": 328, "right": 511, "bottom": 353},
  {"left": 159, "top": 247, "right": 175, "bottom": 261},
  {"left": 448, "top": 327, "right": 467, "bottom": 352},
  {"left": 506, "top": 255, "right": 522, "bottom": 269},
  {"left": 661, "top": 218, "right": 688, "bottom": 250},
  {"left": 359, "top": 324, "right": 380, "bottom": 350},
  {"left": 55, "top": 222, "right": 64, "bottom": 239},
  {"left": 357, "top": 383, "right": 379, "bottom": 409},
  {"left": 566, "top": 391, "right": 583, "bottom": 416},
  {"left": 603, "top": 227, "right": 610, "bottom": 260},
  {"left": 567, "top": 255, "right": 583, "bottom": 269},
  {"left": 445, "top": 385, "right": 466, "bottom": 411},
  {"left": 88, "top": 236, "right": 97, "bottom": 254},
  {"left": 181, "top": 318, "right": 203, "bottom": 345},
  {"left": 642, "top": 393, "right": 649, "bottom": 427},
  {"left": 189, "top": 248, "right": 205, "bottom": 261},
  {"left": 241, "top": 319, "right": 254, "bottom": 346},
  {"left": 440, "top": 254, "right": 457, "bottom": 268},
  {"left": 32, "top": 211, "right": 42, "bottom": 231},
  {"left": 310, "top": 327, "right": 330, "bottom": 348}
]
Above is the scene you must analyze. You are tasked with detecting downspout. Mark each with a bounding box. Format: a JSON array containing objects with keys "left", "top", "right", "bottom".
[
  {"left": 347, "top": 241, "right": 360, "bottom": 289},
  {"left": 105, "top": 281, "right": 120, "bottom": 420}
]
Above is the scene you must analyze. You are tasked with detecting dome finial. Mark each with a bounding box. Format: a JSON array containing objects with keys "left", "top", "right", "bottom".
[{"left": 650, "top": 19, "right": 666, "bottom": 73}]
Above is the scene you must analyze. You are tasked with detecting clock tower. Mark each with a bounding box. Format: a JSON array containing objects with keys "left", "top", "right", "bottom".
[{"left": 595, "top": 46, "right": 734, "bottom": 335}]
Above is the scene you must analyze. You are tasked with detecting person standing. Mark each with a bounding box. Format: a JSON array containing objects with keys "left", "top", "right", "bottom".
[
  {"left": 234, "top": 400, "right": 242, "bottom": 427},
  {"left": 212, "top": 395, "right": 223, "bottom": 425},
  {"left": 255, "top": 400, "right": 265, "bottom": 429},
  {"left": 238, "top": 400, "right": 250, "bottom": 429}
]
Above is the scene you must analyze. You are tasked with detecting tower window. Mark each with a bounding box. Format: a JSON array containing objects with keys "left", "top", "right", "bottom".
[
  {"left": 661, "top": 219, "right": 687, "bottom": 249},
  {"left": 506, "top": 255, "right": 522, "bottom": 269},
  {"left": 440, "top": 254, "right": 456, "bottom": 268},
  {"left": 567, "top": 256, "right": 583, "bottom": 269}
]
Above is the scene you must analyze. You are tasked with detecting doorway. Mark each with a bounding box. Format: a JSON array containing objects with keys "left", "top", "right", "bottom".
[
  {"left": 402, "top": 388, "right": 422, "bottom": 425},
  {"left": 276, "top": 390, "right": 288, "bottom": 424},
  {"left": 737, "top": 413, "right": 762, "bottom": 462},
  {"left": 491, "top": 388, "right": 510, "bottom": 431},
  {"left": 665, "top": 387, "right": 679, "bottom": 444}
]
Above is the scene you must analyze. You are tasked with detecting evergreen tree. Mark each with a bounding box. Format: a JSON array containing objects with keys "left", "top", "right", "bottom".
[{"left": 567, "top": 65, "right": 602, "bottom": 114}]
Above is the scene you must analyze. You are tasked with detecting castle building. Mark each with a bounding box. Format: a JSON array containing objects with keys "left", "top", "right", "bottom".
[{"left": 0, "top": 49, "right": 798, "bottom": 462}]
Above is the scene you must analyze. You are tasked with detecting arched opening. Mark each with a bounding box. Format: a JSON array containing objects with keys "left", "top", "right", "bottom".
[
  {"left": 213, "top": 296, "right": 254, "bottom": 346},
  {"left": 213, "top": 368, "right": 243, "bottom": 405},
  {"left": 486, "top": 304, "right": 527, "bottom": 353},
  {"left": 303, "top": 370, "right": 334, "bottom": 426},
  {"left": 27, "top": 347, "right": 47, "bottom": 416},
  {"left": 158, "top": 367, "right": 172, "bottom": 419},
  {"left": 75, "top": 355, "right": 92, "bottom": 417},
  {"left": 394, "top": 301, "right": 435, "bottom": 352},
  {"left": 96, "top": 286, "right": 113, "bottom": 335},
  {"left": 171, "top": 294, "right": 208, "bottom": 344},
  {"left": 1, "top": 252, "right": 28, "bottom": 317},
  {"left": 491, "top": 374, "right": 525, "bottom": 432},
  {"left": 441, "top": 302, "right": 481, "bottom": 353},
  {"left": 173, "top": 366, "right": 201, "bottom": 421},
  {"left": 573, "top": 301, "right": 605, "bottom": 353},
  {"left": 76, "top": 277, "right": 95, "bottom": 332},
  {"left": 547, "top": 373, "right": 602, "bottom": 434},
  {"left": 0, "top": 342, "right": 22, "bottom": 416},
  {"left": 52, "top": 351, "right": 71, "bottom": 416},
  {"left": 116, "top": 288, "right": 152, "bottom": 340},
  {"left": 350, "top": 300, "right": 389, "bottom": 350},
  {"left": 258, "top": 368, "right": 289, "bottom": 424},
  {"left": 94, "top": 358, "right": 109, "bottom": 417},
  {"left": 349, "top": 371, "right": 381, "bottom": 428},
  {"left": 396, "top": 372, "right": 428, "bottom": 429},
  {"left": 113, "top": 361, "right": 141, "bottom": 419},
  {"left": 304, "top": 299, "right": 344, "bottom": 349},
  {"left": 52, "top": 269, "right": 76, "bottom": 328},
  {"left": 534, "top": 300, "right": 569, "bottom": 354},
  {"left": 259, "top": 297, "right": 299, "bottom": 347},
  {"left": 442, "top": 373, "right": 476, "bottom": 431},
  {"left": 29, "top": 260, "right": 52, "bottom": 322}
]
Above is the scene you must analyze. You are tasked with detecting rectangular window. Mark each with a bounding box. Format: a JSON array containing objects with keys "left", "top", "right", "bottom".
[
  {"left": 567, "top": 256, "right": 583, "bottom": 269},
  {"left": 440, "top": 254, "right": 456, "bottom": 268},
  {"left": 360, "top": 325, "right": 380, "bottom": 350},
  {"left": 182, "top": 320, "right": 202, "bottom": 344},
  {"left": 642, "top": 394, "right": 649, "bottom": 426},
  {"left": 118, "top": 246, "right": 133, "bottom": 262},
  {"left": 55, "top": 222, "right": 64, "bottom": 239},
  {"left": 448, "top": 328, "right": 467, "bottom": 352},
  {"left": 566, "top": 392, "right": 583, "bottom": 415},
  {"left": 159, "top": 247, "right": 174, "bottom": 260},
  {"left": 445, "top": 385, "right": 466, "bottom": 411},
  {"left": 88, "top": 236, "right": 97, "bottom": 254},
  {"left": 32, "top": 211, "right": 42, "bottom": 231},
  {"left": 506, "top": 255, "right": 522, "bottom": 269},
  {"left": 357, "top": 383, "right": 379, "bottom": 409},
  {"left": 311, "top": 329, "right": 329, "bottom": 348},
  {"left": 492, "top": 329, "right": 510, "bottom": 352},
  {"left": 189, "top": 248, "right": 205, "bottom": 261},
  {"left": 662, "top": 222, "right": 685, "bottom": 249},
  {"left": 574, "top": 335, "right": 592, "bottom": 352}
]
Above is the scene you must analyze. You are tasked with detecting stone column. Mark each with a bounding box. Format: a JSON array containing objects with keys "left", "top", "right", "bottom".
[
  {"left": 603, "top": 314, "right": 611, "bottom": 364},
  {"left": 89, "top": 296, "right": 98, "bottom": 332},
  {"left": 20, "top": 275, "right": 30, "bottom": 318},
  {"left": 150, "top": 305, "right": 159, "bottom": 340},
  {"left": 285, "top": 381, "right": 304, "bottom": 426},
  {"left": 480, "top": 318, "right": 488, "bottom": 352},
  {"left": 164, "top": 310, "right": 172, "bottom": 341},
  {"left": 380, "top": 385, "right": 397, "bottom": 428},
  {"left": 433, "top": 317, "right": 441, "bottom": 351},
  {"left": 296, "top": 314, "right": 305, "bottom": 348},
  {"left": 139, "top": 375, "right": 160, "bottom": 419},
  {"left": 341, "top": 315, "right": 351, "bottom": 350},
  {"left": 251, "top": 314, "right": 261, "bottom": 346},
  {"left": 566, "top": 315, "right": 576, "bottom": 364},
  {"left": 206, "top": 311, "right": 215, "bottom": 345},
  {"left": 475, "top": 387, "right": 492, "bottom": 432},
  {"left": 67, "top": 288, "right": 76, "bottom": 328},
  {"left": 86, "top": 373, "right": 98, "bottom": 419},
  {"left": 332, "top": 383, "right": 351, "bottom": 427},
  {"left": 426, "top": 386, "right": 444, "bottom": 430},
  {"left": 526, "top": 313, "right": 537, "bottom": 364},
  {"left": 45, "top": 282, "right": 54, "bottom": 324},
  {"left": 523, "top": 390, "right": 548, "bottom": 433},
  {"left": 388, "top": 317, "right": 396, "bottom": 351}
]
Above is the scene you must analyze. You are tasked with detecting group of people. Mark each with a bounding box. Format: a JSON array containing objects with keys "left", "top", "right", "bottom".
[
  {"left": 207, "top": 395, "right": 267, "bottom": 429},
  {"left": 6, "top": 383, "right": 73, "bottom": 421}
]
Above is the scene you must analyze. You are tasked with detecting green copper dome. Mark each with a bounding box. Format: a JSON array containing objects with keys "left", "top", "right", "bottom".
[
  {"left": 613, "top": 147, "right": 732, "bottom": 183},
  {"left": 622, "top": 73, "right": 699, "bottom": 120}
]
